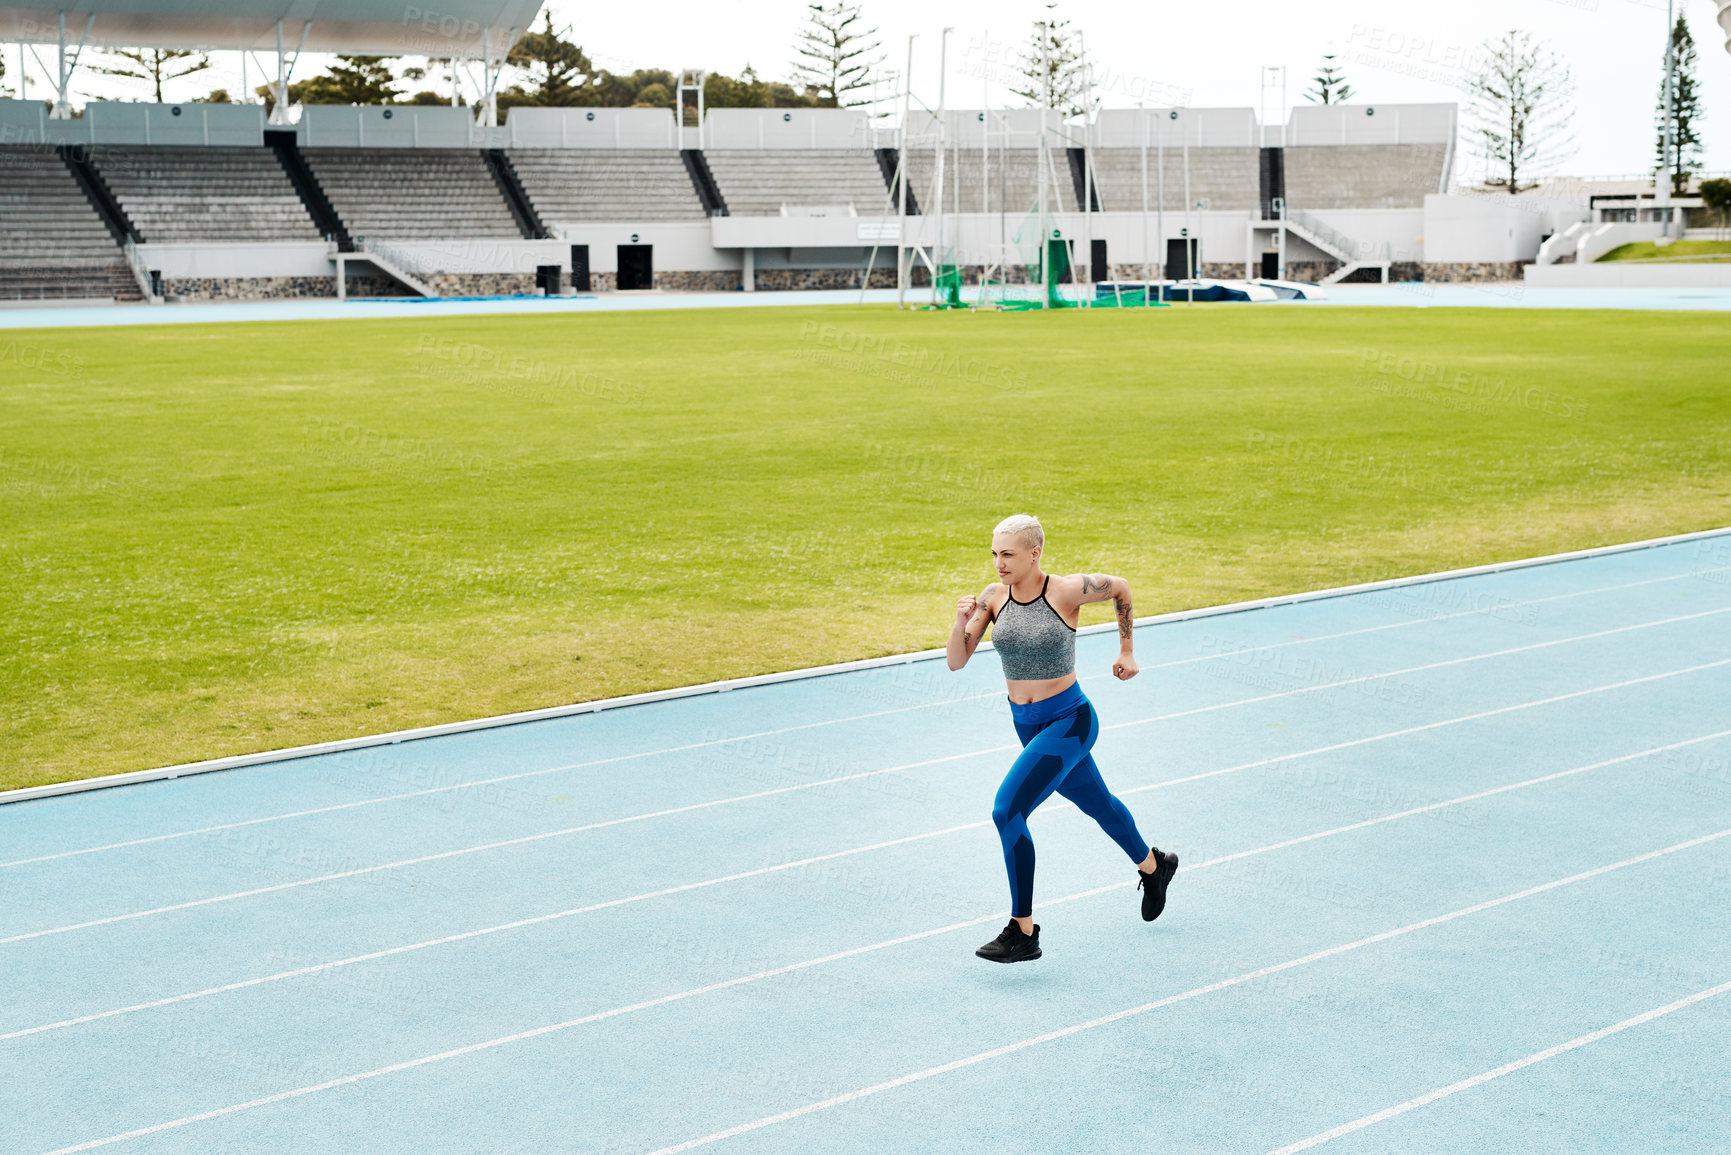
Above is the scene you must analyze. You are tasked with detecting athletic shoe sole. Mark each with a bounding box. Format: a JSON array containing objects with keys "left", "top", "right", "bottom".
[{"left": 975, "top": 947, "right": 1042, "bottom": 963}]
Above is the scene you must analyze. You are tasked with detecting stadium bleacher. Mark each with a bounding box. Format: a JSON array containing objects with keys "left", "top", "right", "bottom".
[
  {"left": 0, "top": 146, "right": 140, "bottom": 301},
  {"left": 507, "top": 149, "right": 707, "bottom": 225},
  {"left": 0, "top": 98, "right": 1493, "bottom": 302},
  {"left": 1283, "top": 143, "right": 1451, "bottom": 210},
  {"left": 904, "top": 148, "right": 1062, "bottom": 216},
  {"left": 91, "top": 147, "right": 322, "bottom": 243},
  {"left": 301, "top": 148, "right": 524, "bottom": 241},
  {"left": 1087, "top": 147, "right": 1260, "bottom": 214},
  {"left": 702, "top": 149, "right": 891, "bottom": 216}
]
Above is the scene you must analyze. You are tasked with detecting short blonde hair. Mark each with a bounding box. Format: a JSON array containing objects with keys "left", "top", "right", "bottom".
[{"left": 993, "top": 513, "right": 1044, "bottom": 550}]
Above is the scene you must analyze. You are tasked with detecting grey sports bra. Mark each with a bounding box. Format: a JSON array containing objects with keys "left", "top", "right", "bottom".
[{"left": 991, "top": 575, "right": 1076, "bottom": 680}]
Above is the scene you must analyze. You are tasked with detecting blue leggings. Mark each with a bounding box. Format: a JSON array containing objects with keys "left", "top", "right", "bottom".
[{"left": 994, "top": 682, "right": 1149, "bottom": 918}]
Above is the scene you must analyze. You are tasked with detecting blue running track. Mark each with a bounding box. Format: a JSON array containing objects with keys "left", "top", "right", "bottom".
[{"left": 4, "top": 532, "right": 1730, "bottom": 1153}]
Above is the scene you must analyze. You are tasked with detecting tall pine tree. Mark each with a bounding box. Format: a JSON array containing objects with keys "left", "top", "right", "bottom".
[
  {"left": 1306, "top": 54, "right": 1353, "bottom": 104},
  {"left": 789, "top": 3, "right": 883, "bottom": 108},
  {"left": 1655, "top": 14, "right": 1703, "bottom": 195}
]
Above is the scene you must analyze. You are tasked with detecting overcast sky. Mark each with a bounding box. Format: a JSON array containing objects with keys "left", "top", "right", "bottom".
[{"left": 18, "top": 0, "right": 1730, "bottom": 180}]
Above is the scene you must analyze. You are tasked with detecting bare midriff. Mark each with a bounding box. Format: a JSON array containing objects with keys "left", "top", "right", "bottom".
[{"left": 1005, "top": 671, "right": 1077, "bottom": 705}]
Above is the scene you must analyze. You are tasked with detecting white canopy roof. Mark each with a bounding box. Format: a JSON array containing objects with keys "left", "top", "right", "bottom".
[{"left": 0, "top": 0, "right": 543, "bottom": 55}]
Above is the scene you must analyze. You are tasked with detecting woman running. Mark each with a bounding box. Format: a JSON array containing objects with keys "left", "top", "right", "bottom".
[{"left": 947, "top": 513, "right": 1177, "bottom": 963}]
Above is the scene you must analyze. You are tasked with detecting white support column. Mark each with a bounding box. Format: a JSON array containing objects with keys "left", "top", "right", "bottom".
[
  {"left": 741, "top": 248, "right": 754, "bottom": 292},
  {"left": 473, "top": 27, "right": 515, "bottom": 128},
  {"left": 269, "top": 21, "right": 310, "bottom": 126},
  {"left": 50, "top": 13, "right": 94, "bottom": 119}
]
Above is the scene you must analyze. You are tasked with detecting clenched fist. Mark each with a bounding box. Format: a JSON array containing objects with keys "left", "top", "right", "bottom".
[{"left": 956, "top": 594, "right": 979, "bottom": 626}]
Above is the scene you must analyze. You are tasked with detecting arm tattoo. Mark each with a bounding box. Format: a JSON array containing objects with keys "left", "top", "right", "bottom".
[
  {"left": 1082, "top": 573, "right": 1113, "bottom": 596},
  {"left": 1114, "top": 589, "right": 1133, "bottom": 644}
]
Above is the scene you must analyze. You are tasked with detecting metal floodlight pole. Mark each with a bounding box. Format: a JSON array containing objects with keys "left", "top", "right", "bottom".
[
  {"left": 982, "top": 39, "right": 991, "bottom": 298},
  {"left": 935, "top": 26, "right": 952, "bottom": 306},
  {"left": 897, "top": 35, "right": 914, "bottom": 309},
  {"left": 1140, "top": 104, "right": 1150, "bottom": 284},
  {"left": 1184, "top": 116, "right": 1193, "bottom": 304},
  {"left": 1157, "top": 111, "right": 1166, "bottom": 287},
  {"left": 1079, "top": 30, "right": 1094, "bottom": 304},
  {"left": 1039, "top": 21, "right": 1051, "bottom": 310}
]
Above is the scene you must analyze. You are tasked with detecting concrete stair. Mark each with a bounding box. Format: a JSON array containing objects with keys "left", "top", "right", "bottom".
[
  {"left": 302, "top": 148, "right": 522, "bottom": 240},
  {"left": 91, "top": 146, "right": 321, "bottom": 243},
  {"left": 507, "top": 149, "right": 706, "bottom": 224},
  {"left": 702, "top": 149, "right": 892, "bottom": 217}
]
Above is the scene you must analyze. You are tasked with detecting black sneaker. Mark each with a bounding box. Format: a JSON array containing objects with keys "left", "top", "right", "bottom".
[
  {"left": 1138, "top": 848, "right": 1179, "bottom": 922},
  {"left": 975, "top": 920, "right": 1042, "bottom": 963}
]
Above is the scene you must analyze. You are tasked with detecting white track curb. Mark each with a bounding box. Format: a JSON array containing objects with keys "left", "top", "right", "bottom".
[{"left": 5, "top": 525, "right": 1728, "bottom": 806}]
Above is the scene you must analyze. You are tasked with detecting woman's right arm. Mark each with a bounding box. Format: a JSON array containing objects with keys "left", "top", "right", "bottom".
[{"left": 947, "top": 585, "right": 998, "bottom": 671}]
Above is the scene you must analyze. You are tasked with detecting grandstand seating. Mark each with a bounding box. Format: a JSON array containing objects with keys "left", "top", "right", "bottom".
[
  {"left": 904, "top": 148, "right": 1061, "bottom": 215},
  {"left": 301, "top": 148, "right": 522, "bottom": 240},
  {"left": 0, "top": 146, "right": 139, "bottom": 301},
  {"left": 1283, "top": 144, "right": 1449, "bottom": 210},
  {"left": 702, "top": 150, "right": 890, "bottom": 216},
  {"left": 1088, "top": 147, "right": 1259, "bottom": 214},
  {"left": 92, "top": 147, "right": 323, "bottom": 243},
  {"left": 507, "top": 149, "right": 706, "bottom": 224}
]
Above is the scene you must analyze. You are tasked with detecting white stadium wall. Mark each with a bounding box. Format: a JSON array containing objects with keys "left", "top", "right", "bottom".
[
  {"left": 1285, "top": 103, "right": 1456, "bottom": 146},
  {"left": 0, "top": 98, "right": 264, "bottom": 145},
  {"left": 1422, "top": 195, "right": 1589, "bottom": 264},
  {"left": 506, "top": 107, "right": 682, "bottom": 149},
  {"left": 702, "top": 108, "right": 876, "bottom": 150}
]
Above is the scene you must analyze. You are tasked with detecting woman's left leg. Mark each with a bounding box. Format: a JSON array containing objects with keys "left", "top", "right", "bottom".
[{"left": 1054, "top": 753, "right": 1150, "bottom": 865}]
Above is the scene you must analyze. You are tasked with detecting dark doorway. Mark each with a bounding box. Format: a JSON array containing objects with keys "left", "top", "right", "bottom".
[
  {"left": 1165, "top": 237, "right": 1199, "bottom": 281},
  {"left": 570, "top": 245, "right": 591, "bottom": 292},
  {"left": 1090, "top": 238, "right": 1108, "bottom": 283},
  {"left": 1260, "top": 251, "right": 1279, "bottom": 279},
  {"left": 616, "top": 244, "right": 653, "bottom": 291},
  {"left": 535, "top": 264, "right": 562, "bottom": 295}
]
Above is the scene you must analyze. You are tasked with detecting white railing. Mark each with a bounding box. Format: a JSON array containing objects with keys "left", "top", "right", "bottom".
[{"left": 121, "top": 238, "right": 163, "bottom": 304}]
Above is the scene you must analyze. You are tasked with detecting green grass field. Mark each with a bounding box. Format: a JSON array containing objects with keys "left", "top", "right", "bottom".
[
  {"left": 3, "top": 303, "right": 1729, "bottom": 791},
  {"left": 1600, "top": 239, "right": 1731, "bottom": 262}
]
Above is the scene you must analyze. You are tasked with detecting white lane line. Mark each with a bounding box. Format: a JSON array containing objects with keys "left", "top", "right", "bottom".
[
  {"left": 1101, "top": 606, "right": 1731, "bottom": 734},
  {"left": 0, "top": 701, "right": 1006, "bottom": 870},
  {"left": 1115, "top": 658, "right": 1731, "bottom": 798},
  {"left": 10, "top": 725, "right": 1728, "bottom": 1049},
  {"left": 45, "top": 825, "right": 1731, "bottom": 1155},
  {"left": 11, "top": 568, "right": 1716, "bottom": 871},
  {"left": 0, "top": 755, "right": 998, "bottom": 950},
  {"left": 638, "top": 827, "right": 1731, "bottom": 1155},
  {"left": 1267, "top": 980, "right": 1731, "bottom": 1153},
  {"left": 5, "top": 652, "right": 1726, "bottom": 950}
]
